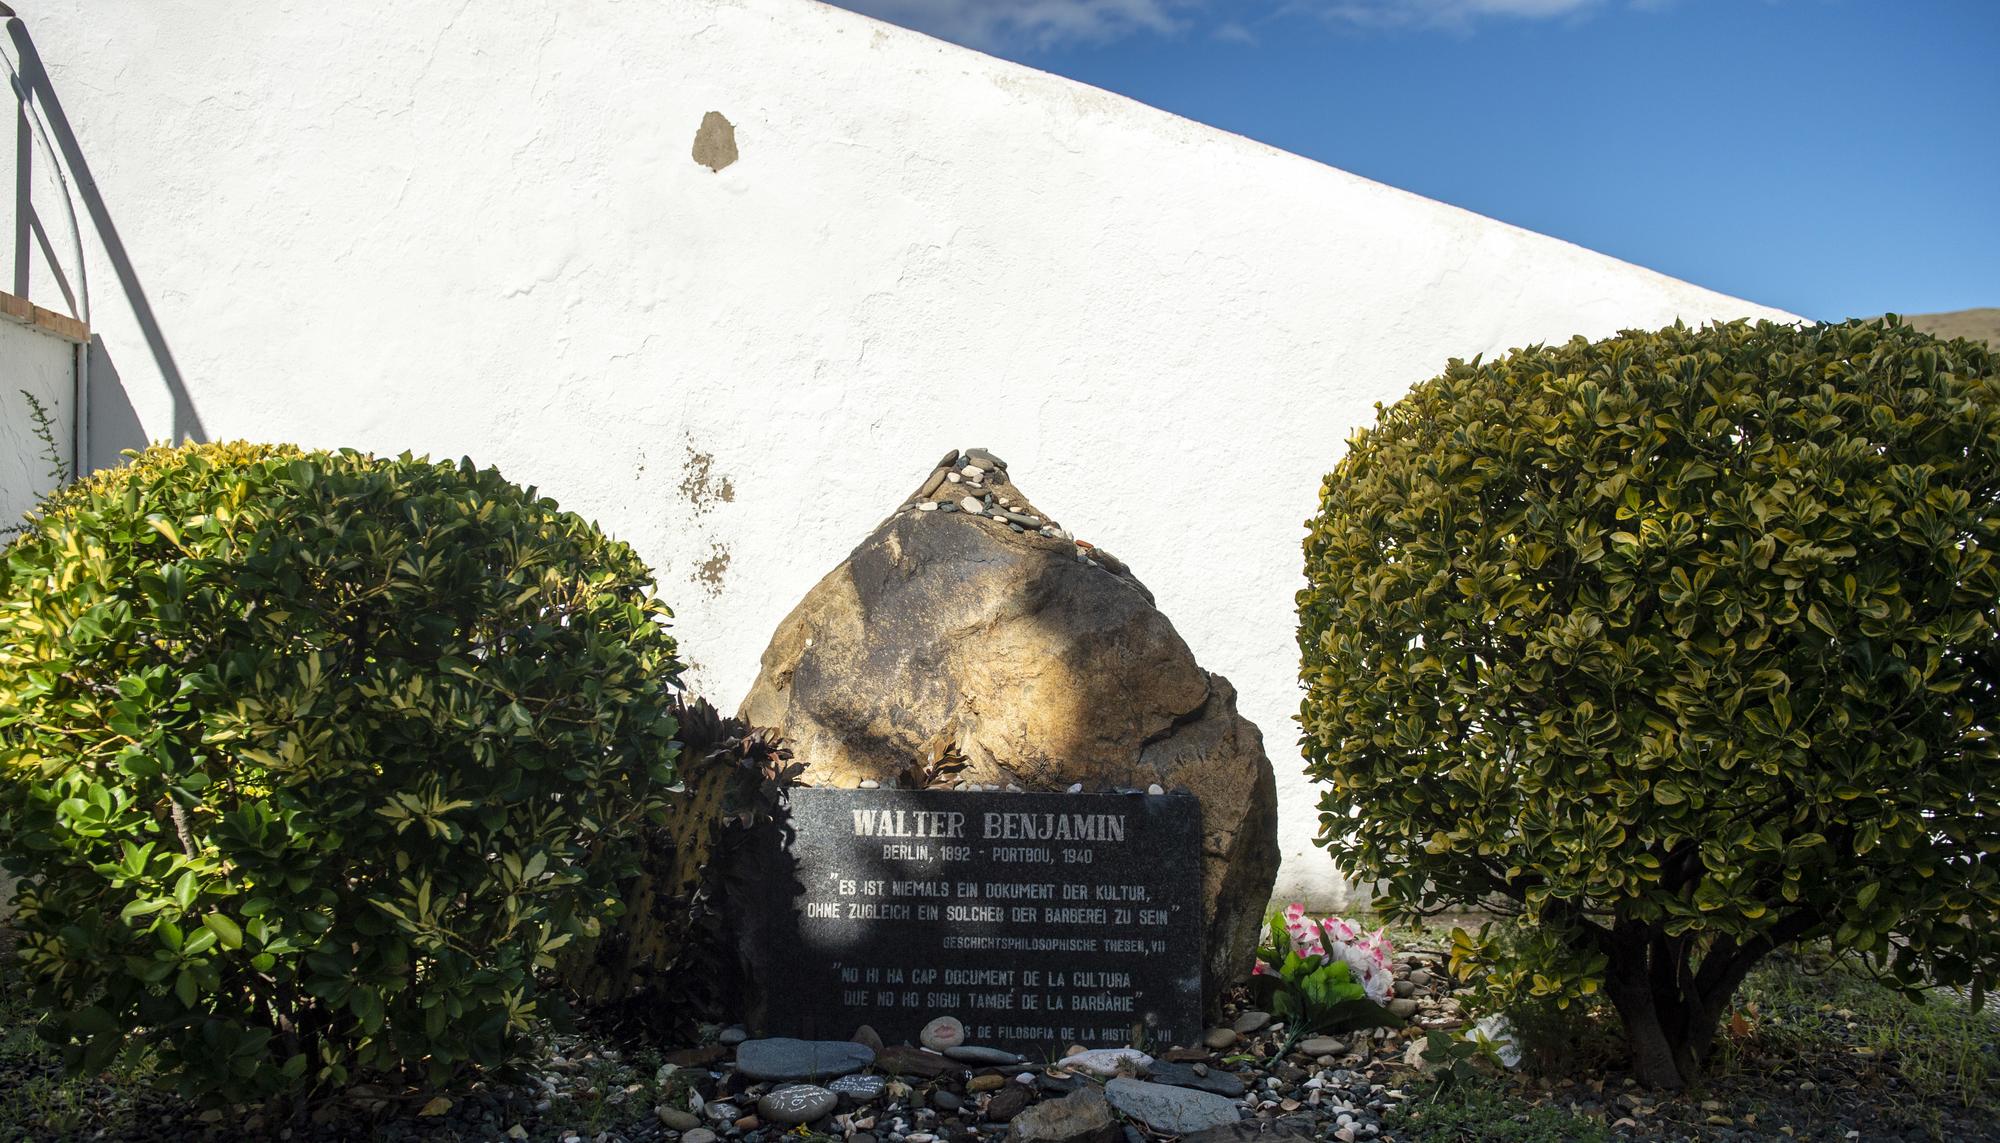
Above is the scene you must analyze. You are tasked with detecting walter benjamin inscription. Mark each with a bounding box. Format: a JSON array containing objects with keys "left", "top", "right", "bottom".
[{"left": 751, "top": 789, "right": 1203, "bottom": 1052}]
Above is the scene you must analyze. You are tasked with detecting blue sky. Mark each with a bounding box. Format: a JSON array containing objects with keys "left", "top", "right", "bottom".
[{"left": 829, "top": 0, "right": 1997, "bottom": 321}]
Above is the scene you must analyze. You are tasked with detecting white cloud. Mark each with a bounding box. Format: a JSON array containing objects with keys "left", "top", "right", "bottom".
[
  {"left": 830, "top": 0, "right": 1672, "bottom": 51},
  {"left": 834, "top": 0, "right": 1201, "bottom": 50},
  {"left": 1293, "top": 0, "right": 1631, "bottom": 32}
]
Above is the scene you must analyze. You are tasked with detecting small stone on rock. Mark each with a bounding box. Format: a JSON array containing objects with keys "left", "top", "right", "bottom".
[{"left": 921, "top": 1016, "right": 967, "bottom": 1052}]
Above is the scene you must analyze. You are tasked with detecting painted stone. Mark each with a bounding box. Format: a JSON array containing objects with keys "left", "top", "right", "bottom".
[
  {"left": 758, "top": 1085, "right": 837, "bottom": 1125},
  {"left": 921, "top": 1016, "right": 966, "bottom": 1052}
]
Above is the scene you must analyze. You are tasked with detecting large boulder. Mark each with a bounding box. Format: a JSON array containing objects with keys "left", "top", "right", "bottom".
[{"left": 740, "top": 449, "right": 1279, "bottom": 1004}]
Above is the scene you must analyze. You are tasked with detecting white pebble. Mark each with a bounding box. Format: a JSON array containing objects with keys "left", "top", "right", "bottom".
[
  {"left": 859, "top": 779, "right": 880, "bottom": 789},
  {"left": 960, "top": 497, "right": 984, "bottom": 514},
  {"left": 1067, "top": 783, "right": 1083, "bottom": 793},
  {"left": 918, "top": 502, "right": 938, "bottom": 512},
  {"left": 948, "top": 472, "right": 962, "bottom": 483},
  {"left": 1147, "top": 784, "right": 1165, "bottom": 795}
]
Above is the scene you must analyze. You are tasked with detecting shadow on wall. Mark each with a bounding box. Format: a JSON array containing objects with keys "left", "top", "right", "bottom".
[{"left": 5, "top": 13, "right": 203, "bottom": 465}]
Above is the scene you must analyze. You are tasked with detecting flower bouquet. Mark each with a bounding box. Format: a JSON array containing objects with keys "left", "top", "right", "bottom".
[{"left": 1250, "top": 903, "right": 1404, "bottom": 1042}]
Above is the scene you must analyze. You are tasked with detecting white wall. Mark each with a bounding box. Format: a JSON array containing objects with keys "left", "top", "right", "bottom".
[
  {"left": 0, "top": 314, "right": 74, "bottom": 528},
  {"left": 16, "top": 0, "right": 1795, "bottom": 908}
]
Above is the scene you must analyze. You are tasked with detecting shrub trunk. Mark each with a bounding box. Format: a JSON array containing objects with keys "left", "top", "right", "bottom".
[{"left": 1599, "top": 923, "right": 1770, "bottom": 1090}]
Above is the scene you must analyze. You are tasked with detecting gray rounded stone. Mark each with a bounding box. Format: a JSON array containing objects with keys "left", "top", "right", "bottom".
[
  {"left": 945, "top": 1045, "right": 1023, "bottom": 1065},
  {"left": 735, "top": 1037, "right": 875, "bottom": 1081},
  {"left": 1297, "top": 1035, "right": 1347, "bottom": 1057},
  {"left": 1104, "top": 1078, "right": 1241, "bottom": 1135}
]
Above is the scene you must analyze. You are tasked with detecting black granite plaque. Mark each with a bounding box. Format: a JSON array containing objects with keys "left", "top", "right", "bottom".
[{"left": 747, "top": 788, "right": 1203, "bottom": 1052}]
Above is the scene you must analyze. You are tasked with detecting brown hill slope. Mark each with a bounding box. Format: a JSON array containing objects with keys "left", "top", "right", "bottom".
[{"left": 1899, "top": 308, "right": 2000, "bottom": 347}]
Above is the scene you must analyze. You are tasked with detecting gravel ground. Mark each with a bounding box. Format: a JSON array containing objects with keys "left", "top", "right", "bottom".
[{"left": 2, "top": 932, "right": 1995, "bottom": 1142}]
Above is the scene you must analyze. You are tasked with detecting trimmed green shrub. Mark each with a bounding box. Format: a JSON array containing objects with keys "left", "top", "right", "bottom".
[
  {"left": 1298, "top": 318, "right": 2000, "bottom": 1089},
  {"left": 0, "top": 442, "right": 684, "bottom": 1102}
]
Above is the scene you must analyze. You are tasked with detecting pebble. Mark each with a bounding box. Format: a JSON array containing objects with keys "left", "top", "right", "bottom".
[
  {"left": 874, "top": 1045, "right": 955, "bottom": 1077},
  {"left": 968, "top": 1074, "right": 1008, "bottom": 1093},
  {"left": 921, "top": 1016, "right": 967, "bottom": 1051},
  {"left": 985, "top": 1084, "right": 1033, "bottom": 1122},
  {"left": 1147, "top": 783, "right": 1166, "bottom": 795},
  {"left": 1011, "top": 1089, "right": 1118, "bottom": 1143},
  {"left": 1060, "top": 1048, "right": 1153, "bottom": 1076},
  {"left": 935, "top": 450, "right": 961, "bottom": 471},
  {"left": 959, "top": 496, "right": 985, "bottom": 515},
  {"left": 1232, "top": 1011, "right": 1272, "bottom": 1034},
  {"left": 683, "top": 1131, "right": 719, "bottom": 1143},
  {"left": 719, "top": 1025, "right": 749, "bottom": 1046},
  {"left": 919, "top": 469, "right": 949, "bottom": 497},
  {"left": 945, "top": 1045, "right": 1024, "bottom": 1065},
  {"left": 858, "top": 779, "right": 880, "bottom": 789},
  {"left": 1385, "top": 999, "right": 1419, "bottom": 1019},
  {"left": 1297, "top": 1036, "right": 1346, "bottom": 1057},
  {"left": 759, "top": 1085, "right": 837, "bottom": 1125},
  {"left": 852, "top": 1024, "right": 886, "bottom": 1053},
  {"left": 1204, "top": 1027, "right": 1239, "bottom": 1050},
  {"left": 917, "top": 501, "right": 938, "bottom": 511},
  {"left": 656, "top": 1106, "right": 701, "bottom": 1130}
]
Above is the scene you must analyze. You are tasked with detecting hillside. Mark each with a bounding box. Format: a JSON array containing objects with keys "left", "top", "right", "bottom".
[{"left": 1901, "top": 307, "right": 2000, "bottom": 346}]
